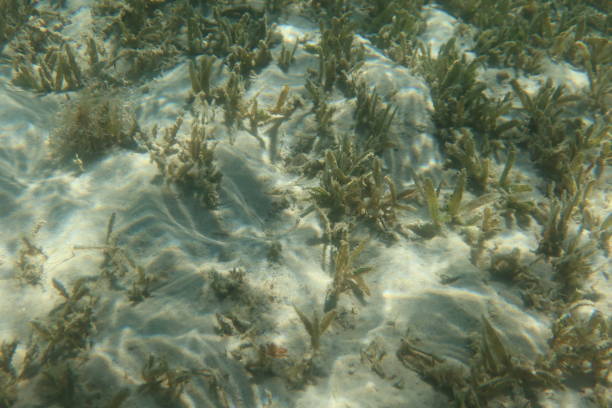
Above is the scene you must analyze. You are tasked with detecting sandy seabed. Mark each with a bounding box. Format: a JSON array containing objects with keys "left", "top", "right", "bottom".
[{"left": 0, "top": 1, "right": 610, "bottom": 407}]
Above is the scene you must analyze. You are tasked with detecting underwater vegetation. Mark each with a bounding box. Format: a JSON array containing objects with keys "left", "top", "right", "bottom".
[
  {"left": 12, "top": 42, "right": 84, "bottom": 93},
  {"left": 140, "top": 356, "right": 185, "bottom": 402},
  {"left": 366, "top": 1, "right": 610, "bottom": 405},
  {"left": 2, "top": 214, "right": 168, "bottom": 407},
  {"left": 308, "top": 134, "right": 415, "bottom": 233},
  {"left": 13, "top": 222, "right": 48, "bottom": 286},
  {"left": 0, "top": 0, "right": 610, "bottom": 406},
  {"left": 74, "top": 213, "right": 160, "bottom": 304},
  {"left": 294, "top": 306, "right": 336, "bottom": 352},
  {"left": 315, "top": 12, "right": 364, "bottom": 94},
  {"left": 415, "top": 38, "right": 519, "bottom": 153},
  {"left": 353, "top": 80, "right": 398, "bottom": 154},
  {"left": 0, "top": 0, "right": 36, "bottom": 47},
  {"left": 323, "top": 238, "right": 373, "bottom": 312},
  {"left": 48, "top": 92, "right": 140, "bottom": 166},
  {"left": 398, "top": 317, "right": 565, "bottom": 408},
  {"left": 361, "top": 0, "right": 425, "bottom": 51},
  {"left": 276, "top": 38, "right": 299, "bottom": 73},
  {"left": 145, "top": 115, "right": 223, "bottom": 209}
]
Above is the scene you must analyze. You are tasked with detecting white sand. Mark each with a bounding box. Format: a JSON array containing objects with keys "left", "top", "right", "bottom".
[{"left": 0, "top": 1, "right": 609, "bottom": 407}]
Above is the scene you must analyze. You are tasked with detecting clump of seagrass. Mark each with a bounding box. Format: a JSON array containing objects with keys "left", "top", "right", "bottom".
[
  {"left": 397, "top": 317, "right": 563, "bottom": 408},
  {"left": 74, "top": 213, "right": 158, "bottom": 305},
  {"left": 547, "top": 302, "right": 611, "bottom": 402},
  {"left": 408, "top": 169, "right": 495, "bottom": 238},
  {"left": 363, "top": 0, "right": 425, "bottom": 51},
  {"left": 353, "top": 81, "right": 398, "bottom": 155},
  {"left": 12, "top": 42, "right": 84, "bottom": 93},
  {"left": 294, "top": 306, "right": 337, "bottom": 353},
  {"left": 48, "top": 93, "right": 139, "bottom": 166},
  {"left": 416, "top": 39, "right": 484, "bottom": 137},
  {"left": 305, "top": 13, "right": 364, "bottom": 94},
  {"left": 242, "top": 85, "right": 302, "bottom": 162},
  {"left": 91, "top": 0, "right": 186, "bottom": 82},
  {"left": 0, "top": 340, "right": 18, "bottom": 407},
  {"left": 139, "top": 355, "right": 220, "bottom": 405},
  {"left": 11, "top": 247, "right": 92, "bottom": 404},
  {"left": 444, "top": 129, "right": 492, "bottom": 193},
  {"left": 277, "top": 39, "right": 298, "bottom": 73},
  {"left": 279, "top": 306, "right": 337, "bottom": 389},
  {"left": 324, "top": 238, "right": 373, "bottom": 312},
  {"left": 189, "top": 55, "right": 216, "bottom": 100},
  {"left": 309, "top": 134, "right": 415, "bottom": 231},
  {"left": 146, "top": 116, "right": 222, "bottom": 209},
  {"left": 1, "top": 274, "right": 133, "bottom": 407},
  {"left": 416, "top": 38, "right": 517, "bottom": 151},
  {"left": 300, "top": 74, "right": 337, "bottom": 154},
  {"left": 0, "top": 0, "right": 36, "bottom": 46},
  {"left": 14, "top": 222, "right": 47, "bottom": 286}
]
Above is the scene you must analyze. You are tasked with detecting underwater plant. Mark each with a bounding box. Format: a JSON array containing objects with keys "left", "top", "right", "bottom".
[
  {"left": 48, "top": 92, "right": 140, "bottom": 166},
  {"left": 146, "top": 116, "right": 223, "bottom": 209},
  {"left": 74, "top": 213, "right": 159, "bottom": 304},
  {"left": 408, "top": 169, "right": 495, "bottom": 238},
  {"left": 397, "top": 317, "right": 563, "bottom": 408},
  {"left": 548, "top": 301, "right": 611, "bottom": 403},
  {"left": 14, "top": 232, "right": 47, "bottom": 287},
  {"left": 362, "top": 0, "right": 425, "bottom": 50},
  {"left": 0, "top": 341, "right": 18, "bottom": 407},
  {"left": 0, "top": 0, "right": 36, "bottom": 46},
  {"left": 309, "top": 134, "right": 415, "bottom": 232},
  {"left": 30, "top": 278, "right": 97, "bottom": 366},
  {"left": 189, "top": 55, "right": 217, "bottom": 99},
  {"left": 305, "top": 13, "right": 364, "bottom": 94},
  {"left": 294, "top": 306, "right": 336, "bottom": 352},
  {"left": 324, "top": 239, "right": 373, "bottom": 311},
  {"left": 12, "top": 43, "right": 84, "bottom": 93},
  {"left": 353, "top": 81, "right": 398, "bottom": 155},
  {"left": 139, "top": 355, "right": 193, "bottom": 403},
  {"left": 416, "top": 38, "right": 486, "bottom": 139},
  {"left": 445, "top": 129, "right": 492, "bottom": 194},
  {"left": 277, "top": 39, "right": 299, "bottom": 73},
  {"left": 242, "top": 85, "right": 302, "bottom": 162}
]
